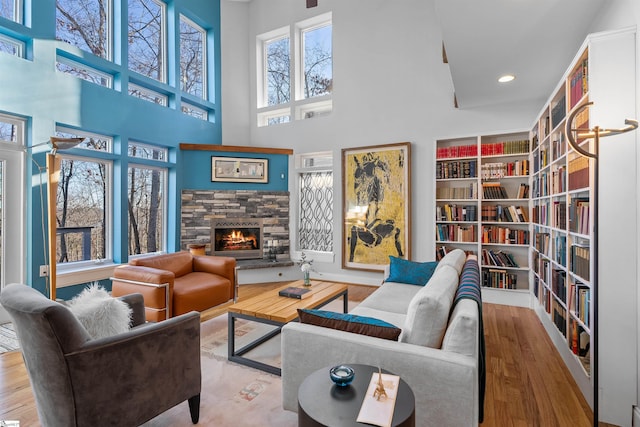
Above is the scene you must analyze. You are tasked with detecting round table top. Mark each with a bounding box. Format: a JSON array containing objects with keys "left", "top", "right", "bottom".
[{"left": 297, "top": 364, "right": 415, "bottom": 427}]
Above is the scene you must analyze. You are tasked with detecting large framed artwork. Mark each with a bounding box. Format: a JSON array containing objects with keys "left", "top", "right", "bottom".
[
  {"left": 342, "top": 142, "right": 411, "bottom": 271},
  {"left": 211, "top": 156, "right": 268, "bottom": 183}
]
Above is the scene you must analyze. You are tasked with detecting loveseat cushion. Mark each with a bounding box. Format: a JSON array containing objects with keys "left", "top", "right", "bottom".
[
  {"left": 298, "top": 309, "right": 402, "bottom": 340},
  {"left": 385, "top": 256, "right": 439, "bottom": 286},
  {"left": 399, "top": 264, "right": 459, "bottom": 348}
]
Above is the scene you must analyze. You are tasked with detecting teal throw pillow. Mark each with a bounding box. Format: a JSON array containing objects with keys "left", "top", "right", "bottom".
[
  {"left": 385, "top": 256, "right": 438, "bottom": 286},
  {"left": 297, "top": 309, "right": 401, "bottom": 341}
]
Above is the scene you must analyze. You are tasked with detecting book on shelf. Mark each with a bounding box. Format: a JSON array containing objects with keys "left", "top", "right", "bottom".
[
  {"left": 436, "top": 204, "right": 477, "bottom": 222},
  {"left": 570, "top": 244, "right": 590, "bottom": 280},
  {"left": 482, "top": 268, "right": 518, "bottom": 289},
  {"left": 482, "top": 249, "right": 519, "bottom": 268},
  {"left": 568, "top": 156, "right": 590, "bottom": 190},
  {"left": 435, "top": 182, "right": 478, "bottom": 200},
  {"left": 568, "top": 198, "right": 590, "bottom": 234},
  {"left": 279, "top": 286, "right": 312, "bottom": 299},
  {"left": 436, "top": 159, "right": 477, "bottom": 179},
  {"left": 516, "top": 183, "right": 530, "bottom": 199},
  {"left": 482, "top": 182, "right": 509, "bottom": 199}
]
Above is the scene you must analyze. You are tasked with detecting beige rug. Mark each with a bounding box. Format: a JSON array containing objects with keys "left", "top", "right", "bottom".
[{"left": 143, "top": 299, "right": 354, "bottom": 426}]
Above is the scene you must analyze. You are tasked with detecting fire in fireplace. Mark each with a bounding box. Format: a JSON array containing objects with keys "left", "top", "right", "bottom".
[{"left": 211, "top": 218, "right": 263, "bottom": 260}]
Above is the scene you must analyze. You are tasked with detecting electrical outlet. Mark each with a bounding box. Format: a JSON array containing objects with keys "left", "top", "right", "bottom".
[{"left": 39, "top": 265, "right": 49, "bottom": 277}]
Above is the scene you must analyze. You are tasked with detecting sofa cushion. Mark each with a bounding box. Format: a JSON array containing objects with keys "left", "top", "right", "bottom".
[
  {"left": 67, "top": 285, "right": 132, "bottom": 340},
  {"left": 385, "top": 256, "right": 438, "bottom": 286},
  {"left": 349, "top": 306, "right": 406, "bottom": 329},
  {"left": 399, "top": 265, "right": 459, "bottom": 348},
  {"left": 441, "top": 299, "right": 478, "bottom": 356},
  {"left": 298, "top": 309, "right": 402, "bottom": 341},
  {"left": 357, "top": 282, "right": 422, "bottom": 315},
  {"left": 434, "top": 248, "right": 467, "bottom": 275}
]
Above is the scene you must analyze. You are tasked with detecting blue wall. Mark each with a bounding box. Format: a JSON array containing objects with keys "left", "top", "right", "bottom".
[
  {"left": 181, "top": 150, "right": 289, "bottom": 191},
  {"left": 0, "top": 0, "right": 224, "bottom": 296}
]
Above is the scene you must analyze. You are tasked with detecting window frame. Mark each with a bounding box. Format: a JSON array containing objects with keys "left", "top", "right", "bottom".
[
  {"left": 56, "top": 55, "right": 114, "bottom": 89},
  {"left": 54, "top": 152, "right": 113, "bottom": 272},
  {"left": 256, "top": 13, "right": 332, "bottom": 128},
  {"left": 0, "top": 0, "right": 22, "bottom": 24},
  {"left": 0, "top": 33, "right": 24, "bottom": 58},
  {"left": 179, "top": 14, "right": 207, "bottom": 101},
  {"left": 294, "top": 151, "right": 335, "bottom": 262},
  {"left": 127, "top": 0, "right": 167, "bottom": 83},
  {"left": 55, "top": 0, "right": 112, "bottom": 61},
  {"left": 126, "top": 161, "right": 168, "bottom": 258}
]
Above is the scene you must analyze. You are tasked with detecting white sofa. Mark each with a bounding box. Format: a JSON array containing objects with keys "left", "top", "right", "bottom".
[{"left": 281, "top": 249, "right": 482, "bottom": 427}]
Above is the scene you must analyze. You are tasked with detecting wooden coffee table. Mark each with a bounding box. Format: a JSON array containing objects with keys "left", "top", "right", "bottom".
[{"left": 227, "top": 280, "right": 348, "bottom": 375}]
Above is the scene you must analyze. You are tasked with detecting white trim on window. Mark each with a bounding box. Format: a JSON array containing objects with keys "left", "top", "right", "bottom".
[{"left": 0, "top": 33, "right": 24, "bottom": 58}]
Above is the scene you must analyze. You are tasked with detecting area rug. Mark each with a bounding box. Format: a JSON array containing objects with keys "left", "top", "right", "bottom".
[
  {"left": 0, "top": 322, "right": 19, "bottom": 354},
  {"left": 143, "top": 299, "right": 355, "bottom": 426}
]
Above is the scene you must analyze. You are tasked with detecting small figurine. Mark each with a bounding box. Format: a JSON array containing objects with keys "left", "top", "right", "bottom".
[{"left": 372, "top": 367, "right": 387, "bottom": 401}]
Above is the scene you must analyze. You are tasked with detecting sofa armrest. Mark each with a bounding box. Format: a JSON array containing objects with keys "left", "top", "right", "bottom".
[
  {"left": 64, "top": 311, "right": 201, "bottom": 426},
  {"left": 117, "top": 292, "right": 146, "bottom": 327},
  {"left": 281, "top": 322, "right": 478, "bottom": 427},
  {"left": 193, "top": 255, "right": 236, "bottom": 283}
]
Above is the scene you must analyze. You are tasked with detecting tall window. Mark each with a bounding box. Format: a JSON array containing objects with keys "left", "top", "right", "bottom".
[
  {"left": 128, "top": 0, "right": 165, "bottom": 82},
  {"left": 265, "top": 34, "right": 290, "bottom": 106},
  {"left": 257, "top": 13, "right": 332, "bottom": 126},
  {"left": 0, "top": 0, "right": 21, "bottom": 23},
  {"left": 297, "top": 152, "right": 333, "bottom": 252},
  {"left": 54, "top": 128, "right": 112, "bottom": 266},
  {"left": 179, "top": 15, "right": 206, "bottom": 99},
  {"left": 301, "top": 22, "right": 332, "bottom": 99},
  {"left": 127, "top": 141, "right": 167, "bottom": 256},
  {"left": 56, "top": 0, "right": 111, "bottom": 60}
]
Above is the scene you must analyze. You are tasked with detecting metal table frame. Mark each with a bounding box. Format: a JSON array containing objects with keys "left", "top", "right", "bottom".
[{"left": 228, "top": 288, "right": 348, "bottom": 375}]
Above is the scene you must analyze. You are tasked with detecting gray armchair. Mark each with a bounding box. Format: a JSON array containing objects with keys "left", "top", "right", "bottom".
[{"left": 0, "top": 283, "right": 201, "bottom": 427}]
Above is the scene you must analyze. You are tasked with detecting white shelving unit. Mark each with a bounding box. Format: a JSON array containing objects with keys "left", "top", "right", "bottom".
[{"left": 435, "top": 131, "right": 531, "bottom": 307}]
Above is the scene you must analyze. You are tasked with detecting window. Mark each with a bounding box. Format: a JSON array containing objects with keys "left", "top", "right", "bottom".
[
  {"left": 56, "top": 56, "right": 113, "bottom": 88},
  {"left": 128, "top": 0, "right": 166, "bottom": 83},
  {"left": 128, "top": 142, "right": 167, "bottom": 256},
  {"left": 0, "top": 113, "right": 23, "bottom": 143},
  {"left": 179, "top": 15, "right": 206, "bottom": 99},
  {"left": 56, "top": 126, "right": 111, "bottom": 152},
  {"left": 0, "top": 33, "right": 24, "bottom": 58},
  {"left": 181, "top": 101, "right": 208, "bottom": 121},
  {"left": 56, "top": 0, "right": 111, "bottom": 60},
  {"left": 54, "top": 128, "right": 112, "bottom": 268},
  {"left": 297, "top": 152, "right": 333, "bottom": 252},
  {"left": 264, "top": 33, "right": 290, "bottom": 106},
  {"left": 300, "top": 21, "right": 332, "bottom": 99},
  {"left": 257, "top": 13, "right": 332, "bottom": 127},
  {"left": 128, "top": 82, "right": 168, "bottom": 106},
  {"left": 0, "top": 0, "right": 22, "bottom": 23}
]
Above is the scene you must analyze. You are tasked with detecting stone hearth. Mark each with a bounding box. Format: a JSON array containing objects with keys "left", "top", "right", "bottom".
[{"left": 181, "top": 190, "right": 290, "bottom": 260}]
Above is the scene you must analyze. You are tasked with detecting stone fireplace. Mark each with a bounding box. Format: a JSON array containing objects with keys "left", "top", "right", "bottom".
[
  {"left": 181, "top": 190, "right": 290, "bottom": 261},
  {"left": 211, "top": 218, "right": 263, "bottom": 260}
]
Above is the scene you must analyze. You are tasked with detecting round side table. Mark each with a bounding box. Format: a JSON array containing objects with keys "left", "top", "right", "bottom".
[{"left": 298, "top": 364, "right": 415, "bottom": 427}]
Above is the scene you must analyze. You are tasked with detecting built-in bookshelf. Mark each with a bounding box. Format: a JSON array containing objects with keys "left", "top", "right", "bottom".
[
  {"left": 529, "top": 28, "right": 637, "bottom": 422},
  {"left": 435, "top": 131, "right": 531, "bottom": 306}
]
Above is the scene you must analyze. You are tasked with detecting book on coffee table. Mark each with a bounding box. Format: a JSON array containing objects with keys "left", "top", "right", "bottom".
[{"left": 278, "top": 286, "right": 312, "bottom": 299}]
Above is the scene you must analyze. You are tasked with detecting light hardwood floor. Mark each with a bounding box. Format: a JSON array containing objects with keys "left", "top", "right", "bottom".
[{"left": 0, "top": 282, "right": 597, "bottom": 426}]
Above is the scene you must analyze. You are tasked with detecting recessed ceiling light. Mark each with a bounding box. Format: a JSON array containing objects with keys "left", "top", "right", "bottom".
[{"left": 498, "top": 74, "right": 516, "bottom": 83}]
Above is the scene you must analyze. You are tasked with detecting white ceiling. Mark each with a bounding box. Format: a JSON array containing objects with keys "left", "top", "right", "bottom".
[{"left": 434, "top": 0, "right": 607, "bottom": 110}]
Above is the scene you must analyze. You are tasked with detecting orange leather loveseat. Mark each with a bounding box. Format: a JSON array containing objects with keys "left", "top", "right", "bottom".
[{"left": 111, "top": 251, "right": 236, "bottom": 322}]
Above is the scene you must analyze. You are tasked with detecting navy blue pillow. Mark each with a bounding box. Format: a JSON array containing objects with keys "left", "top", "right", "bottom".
[
  {"left": 297, "top": 309, "right": 401, "bottom": 341},
  {"left": 385, "top": 256, "right": 438, "bottom": 286}
]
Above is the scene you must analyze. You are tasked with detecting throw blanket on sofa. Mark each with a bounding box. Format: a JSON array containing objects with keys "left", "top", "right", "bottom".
[{"left": 453, "top": 258, "right": 486, "bottom": 423}]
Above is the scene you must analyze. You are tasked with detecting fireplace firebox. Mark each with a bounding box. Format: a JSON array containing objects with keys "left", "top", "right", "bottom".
[{"left": 211, "top": 218, "right": 263, "bottom": 260}]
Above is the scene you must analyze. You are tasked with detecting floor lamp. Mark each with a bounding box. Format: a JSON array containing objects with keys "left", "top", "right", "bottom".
[
  {"left": 565, "top": 101, "right": 638, "bottom": 426},
  {"left": 38, "top": 137, "right": 85, "bottom": 300}
]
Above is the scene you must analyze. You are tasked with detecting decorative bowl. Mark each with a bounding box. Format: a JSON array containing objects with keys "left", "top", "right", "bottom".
[{"left": 329, "top": 365, "right": 355, "bottom": 387}]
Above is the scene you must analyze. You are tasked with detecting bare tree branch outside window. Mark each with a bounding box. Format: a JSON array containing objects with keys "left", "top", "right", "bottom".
[
  {"left": 128, "top": 0, "right": 164, "bottom": 82},
  {"left": 180, "top": 16, "right": 205, "bottom": 99},
  {"left": 56, "top": 0, "right": 109, "bottom": 59}
]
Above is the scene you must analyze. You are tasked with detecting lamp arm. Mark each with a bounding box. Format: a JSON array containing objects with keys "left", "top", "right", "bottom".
[{"left": 565, "top": 101, "right": 597, "bottom": 159}]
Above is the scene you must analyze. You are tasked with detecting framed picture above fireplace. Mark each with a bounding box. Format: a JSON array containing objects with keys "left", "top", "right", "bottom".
[{"left": 211, "top": 156, "right": 269, "bottom": 183}]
